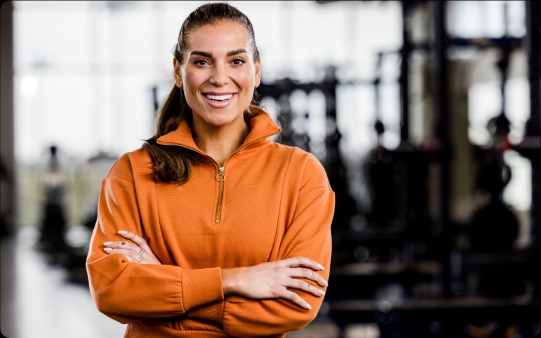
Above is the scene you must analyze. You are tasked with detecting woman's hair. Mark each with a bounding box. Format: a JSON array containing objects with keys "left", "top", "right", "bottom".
[{"left": 143, "top": 2, "right": 260, "bottom": 184}]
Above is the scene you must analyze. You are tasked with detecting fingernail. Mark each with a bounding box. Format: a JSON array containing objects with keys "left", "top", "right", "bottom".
[
  {"left": 323, "top": 280, "right": 329, "bottom": 287},
  {"left": 305, "top": 303, "right": 312, "bottom": 310},
  {"left": 318, "top": 289, "right": 326, "bottom": 296},
  {"left": 318, "top": 264, "right": 324, "bottom": 270},
  {"left": 118, "top": 230, "right": 127, "bottom": 234},
  {"left": 104, "top": 242, "right": 113, "bottom": 246},
  {"left": 104, "top": 248, "right": 112, "bottom": 252}
]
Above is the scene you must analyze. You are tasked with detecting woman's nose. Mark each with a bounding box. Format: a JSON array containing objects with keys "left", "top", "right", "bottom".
[{"left": 210, "top": 64, "right": 229, "bottom": 86}]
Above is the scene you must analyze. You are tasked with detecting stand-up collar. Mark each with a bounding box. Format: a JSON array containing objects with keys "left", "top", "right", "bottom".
[{"left": 156, "top": 108, "right": 281, "bottom": 154}]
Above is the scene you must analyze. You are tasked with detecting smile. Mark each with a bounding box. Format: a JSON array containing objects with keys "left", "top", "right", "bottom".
[
  {"left": 204, "top": 94, "right": 234, "bottom": 101},
  {"left": 202, "top": 92, "right": 236, "bottom": 109}
]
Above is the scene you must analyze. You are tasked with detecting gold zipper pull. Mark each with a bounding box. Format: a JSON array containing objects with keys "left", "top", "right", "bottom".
[{"left": 216, "top": 166, "right": 225, "bottom": 182}]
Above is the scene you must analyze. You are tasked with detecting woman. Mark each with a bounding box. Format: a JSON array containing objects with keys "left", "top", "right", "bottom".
[{"left": 86, "top": 3, "right": 335, "bottom": 337}]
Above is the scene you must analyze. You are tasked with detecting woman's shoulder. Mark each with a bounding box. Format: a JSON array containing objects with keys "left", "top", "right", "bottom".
[
  {"left": 270, "top": 144, "right": 329, "bottom": 185},
  {"left": 272, "top": 143, "right": 323, "bottom": 166},
  {"left": 106, "top": 148, "right": 152, "bottom": 182}
]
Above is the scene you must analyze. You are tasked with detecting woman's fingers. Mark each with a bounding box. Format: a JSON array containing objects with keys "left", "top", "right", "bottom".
[
  {"left": 280, "top": 289, "right": 312, "bottom": 310},
  {"left": 280, "top": 256, "right": 328, "bottom": 287},
  {"left": 283, "top": 256, "right": 325, "bottom": 271},
  {"left": 118, "top": 230, "right": 153, "bottom": 253},
  {"left": 103, "top": 240, "right": 138, "bottom": 252},
  {"left": 103, "top": 247, "right": 147, "bottom": 264},
  {"left": 288, "top": 267, "right": 328, "bottom": 287},
  {"left": 102, "top": 230, "right": 161, "bottom": 265},
  {"left": 284, "top": 277, "right": 326, "bottom": 298}
]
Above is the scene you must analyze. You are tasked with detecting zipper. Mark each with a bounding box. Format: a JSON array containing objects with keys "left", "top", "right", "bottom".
[
  {"left": 158, "top": 127, "right": 281, "bottom": 224},
  {"left": 215, "top": 166, "right": 225, "bottom": 223},
  {"left": 212, "top": 133, "right": 279, "bottom": 224}
]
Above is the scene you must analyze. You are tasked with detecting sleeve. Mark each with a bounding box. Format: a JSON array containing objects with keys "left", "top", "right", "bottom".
[
  {"left": 188, "top": 151, "right": 335, "bottom": 337},
  {"left": 85, "top": 154, "right": 224, "bottom": 324}
]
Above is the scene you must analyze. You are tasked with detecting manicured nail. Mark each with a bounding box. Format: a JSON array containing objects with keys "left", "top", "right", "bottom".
[
  {"left": 104, "top": 248, "right": 112, "bottom": 252},
  {"left": 323, "top": 280, "right": 329, "bottom": 287},
  {"left": 104, "top": 242, "right": 113, "bottom": 246},
  {"left": 118, "top": 230, "right": 127, "bottom": 234},
  {"left": 318, "top": 264, "right": 324, "bottom": 270},
  {"left": 318, "top": 289, "right": 326, "bottom": 296},
  {"left": 305, "top": 303, "right": 312, "bottom": 310}
]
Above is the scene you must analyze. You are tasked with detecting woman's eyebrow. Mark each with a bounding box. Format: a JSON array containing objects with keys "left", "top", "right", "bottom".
[
  {"left": 190, "top": 51, "right": 212, "bottom": 57},
  {"left": 227, "top": 49, "right": 247, "bottom": 56},
  {"left": 189, "top": 49, "right": 247, "bottom": 58}
]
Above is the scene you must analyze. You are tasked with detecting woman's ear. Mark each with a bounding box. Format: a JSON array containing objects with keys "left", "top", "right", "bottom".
[
  {"left": 173, "top": 58, "right": 183, "bottom": 88},
  {"left": 254, "top": 58, "right": 261, "bottom": 88}
]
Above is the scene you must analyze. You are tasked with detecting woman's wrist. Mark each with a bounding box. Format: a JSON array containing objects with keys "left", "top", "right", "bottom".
[{"left": 221, "top": 267, "right": 240, "bottom": 296}]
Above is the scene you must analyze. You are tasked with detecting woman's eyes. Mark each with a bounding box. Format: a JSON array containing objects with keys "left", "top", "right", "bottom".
[
  {"left": 194, "top": 59, "right": 209, "bottom": 66},
  {"left": 192, "top": 58, "right": 245, "bottom": 66},
  {"left": 231, "top": 58, "right": 245, "bottom": 66}
]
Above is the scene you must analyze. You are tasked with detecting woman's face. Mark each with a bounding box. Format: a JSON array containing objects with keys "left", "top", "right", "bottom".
[{"left": 175, "top": 20, "right": 260, "bottom": 130}]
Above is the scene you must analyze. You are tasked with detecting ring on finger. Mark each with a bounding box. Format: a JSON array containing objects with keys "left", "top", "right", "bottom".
[
  {"left": 138, "top": 256, "right": 144, "bottom": 262},
  {"left": 311, "top": 271, "right": 315, "bottom": 279},
  {"left": 132, "top": 233, "right": 136, "bottom": 240},
  {"left": 138, "top": 248, "right": 145, "bottom": 256}
]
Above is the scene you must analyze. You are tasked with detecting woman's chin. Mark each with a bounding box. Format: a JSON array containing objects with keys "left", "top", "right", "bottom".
[{"left": 195, "top": 111, "right": 245, "bottom": 129}]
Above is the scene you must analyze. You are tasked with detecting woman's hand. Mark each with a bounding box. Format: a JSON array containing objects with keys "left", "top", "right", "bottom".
[
  {"left": 221, "top": 256, "right": 328, "bottom": 310},
  {"left": 103, "top": 230, "right": 162, "bottom": 265}
]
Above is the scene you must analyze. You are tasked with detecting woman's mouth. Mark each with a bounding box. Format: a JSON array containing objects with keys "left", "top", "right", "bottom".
[
  {"left": 202, "top": 93, "right": 236, "bottom": 108},
  {"left": 204, "top": 94, "right": 233, "bottom": 101}
]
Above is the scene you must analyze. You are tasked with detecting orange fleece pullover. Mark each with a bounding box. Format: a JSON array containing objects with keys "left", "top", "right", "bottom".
[{"left": 86, "top": 112, "right": 335, "bottom": 337}]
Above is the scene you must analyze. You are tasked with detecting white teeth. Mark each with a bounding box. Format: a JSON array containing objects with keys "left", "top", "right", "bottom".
[{"left": 205, "top": 94, "right": 233, "bottom": 101}]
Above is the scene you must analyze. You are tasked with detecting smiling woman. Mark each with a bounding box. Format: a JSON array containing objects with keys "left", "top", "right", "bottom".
[
  {"left": 175, "top": 20, "right": 261, "bottom": 164},
  {"left": 85, "top": 3, "right": 335, "bottom": 338}
]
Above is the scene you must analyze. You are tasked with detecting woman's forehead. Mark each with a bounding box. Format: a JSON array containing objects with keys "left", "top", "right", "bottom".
[{"left": 185, "top": 21, "right": 252, "bottom": 55}]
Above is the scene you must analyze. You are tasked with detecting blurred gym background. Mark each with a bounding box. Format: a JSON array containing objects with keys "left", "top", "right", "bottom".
[{"left": 0, "top": 1, "right": 539, "bottom": 337}]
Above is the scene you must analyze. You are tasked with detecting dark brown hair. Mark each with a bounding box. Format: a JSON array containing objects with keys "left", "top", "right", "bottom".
[{"left": 143, "top": 2, "right": 260, "bottom": 184}]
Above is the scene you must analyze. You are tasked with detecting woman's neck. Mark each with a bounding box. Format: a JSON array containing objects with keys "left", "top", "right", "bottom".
[{"left": 192, "top": 116, "right": 250, "bottom": 166}]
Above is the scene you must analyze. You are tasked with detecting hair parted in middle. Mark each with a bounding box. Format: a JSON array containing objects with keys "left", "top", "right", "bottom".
[{"left": 143, "top": 2, "right": 261, "bottom": 184}]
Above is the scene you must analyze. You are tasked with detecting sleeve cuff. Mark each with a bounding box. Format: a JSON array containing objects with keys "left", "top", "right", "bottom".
[{"left": 181, "top": 267, "right": 224, "bottom": 311}]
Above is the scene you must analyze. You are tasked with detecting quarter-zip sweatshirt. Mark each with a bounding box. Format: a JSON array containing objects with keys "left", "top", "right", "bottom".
[{"left": 86, "top": 111, "right": 335, "bottom": 337}]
